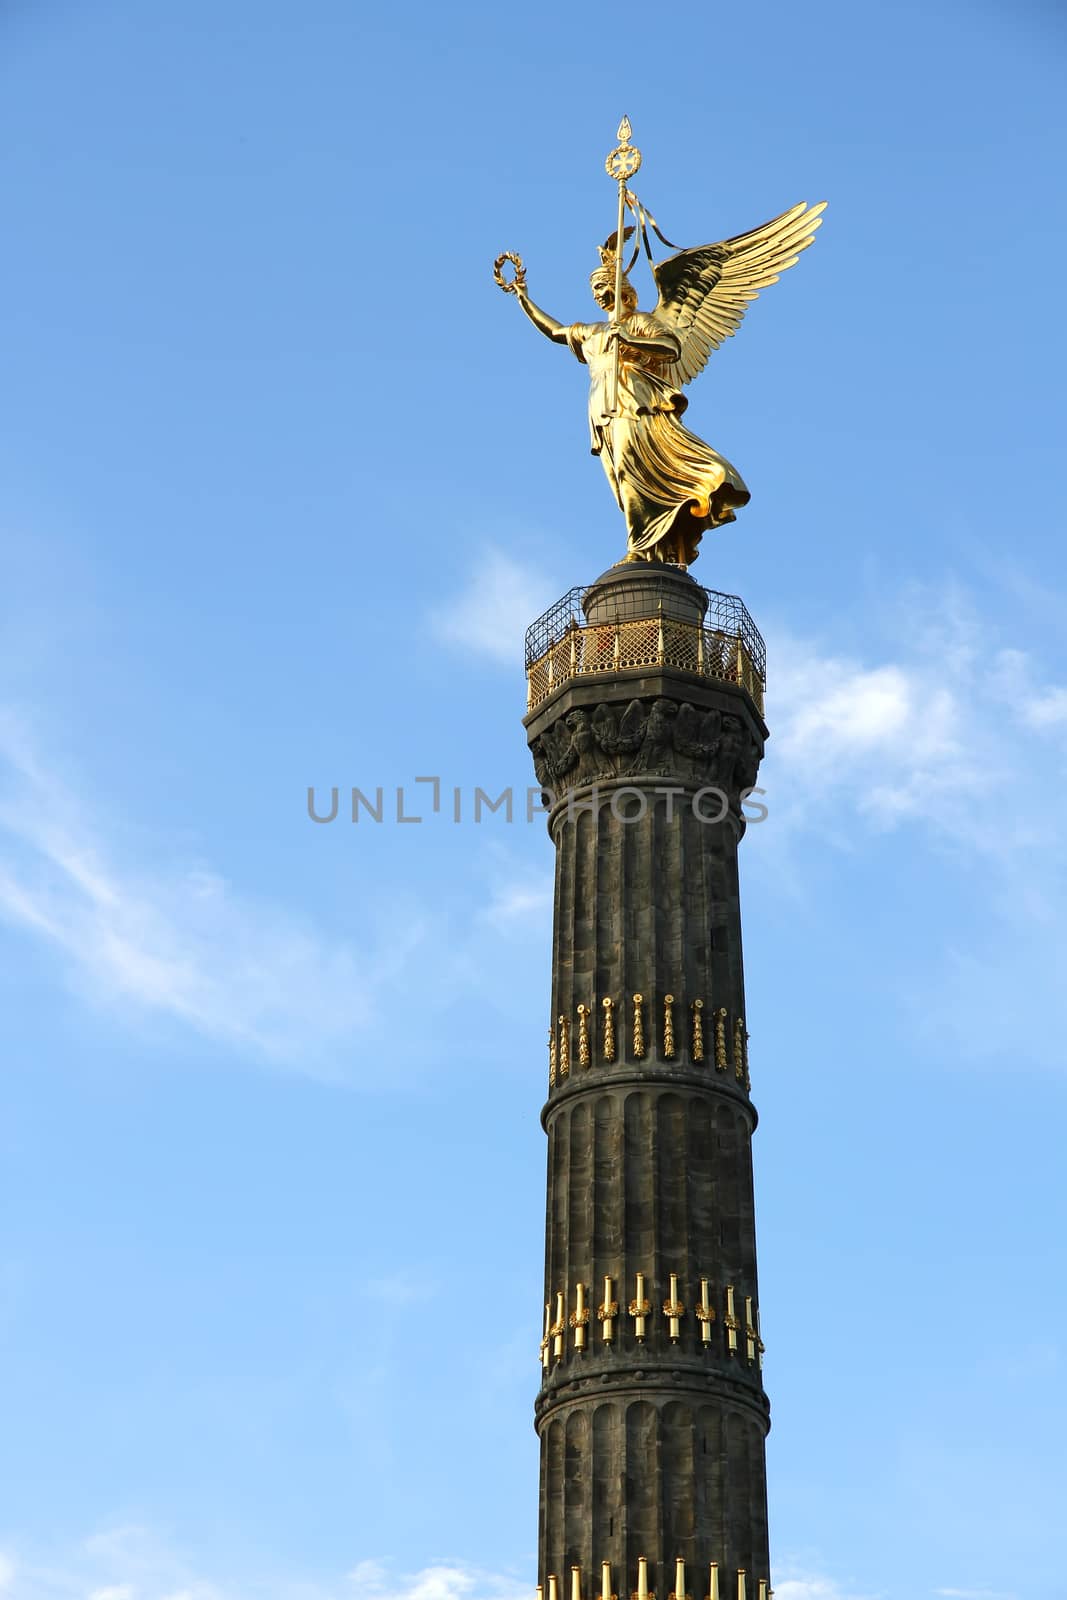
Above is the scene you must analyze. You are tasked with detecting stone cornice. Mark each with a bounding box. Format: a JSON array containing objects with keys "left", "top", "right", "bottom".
[
  {"left": 541, "top": 1065, "right": 758, "bottom": 1133},
  {"left": 534, "top": 1360, "right": 771, "bottom": 1435}
]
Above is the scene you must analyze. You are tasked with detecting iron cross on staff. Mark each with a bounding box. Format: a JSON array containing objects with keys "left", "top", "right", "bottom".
[{"left": 604, "top": 116, "right": 642, "bottom": 415}]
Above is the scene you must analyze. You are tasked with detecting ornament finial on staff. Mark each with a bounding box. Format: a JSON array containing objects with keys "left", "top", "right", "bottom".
[
  {"left": 494, "top": 125, "right": 824, "bottom": 567},
  {"left": 604, "top": 117, "right": 642, "bottom": 416}
]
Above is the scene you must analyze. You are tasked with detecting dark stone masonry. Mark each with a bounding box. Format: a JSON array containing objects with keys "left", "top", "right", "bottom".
[{"left": 524, "top": 561, "right": 771, "bottom": 1600}]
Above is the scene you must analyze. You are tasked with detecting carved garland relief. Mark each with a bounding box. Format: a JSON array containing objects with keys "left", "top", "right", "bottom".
[{"left": 530, "top": 697, "right": 760, "bottom": 800}]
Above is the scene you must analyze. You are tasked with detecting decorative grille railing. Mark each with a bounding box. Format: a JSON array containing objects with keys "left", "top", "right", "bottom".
[{"left": 525, "top": 582, "right": 766, "bottom": 715}]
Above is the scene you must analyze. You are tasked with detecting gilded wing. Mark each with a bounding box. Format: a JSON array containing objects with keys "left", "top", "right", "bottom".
[{"left": 652, "top": 201, "right": 825, "bottom": 388}]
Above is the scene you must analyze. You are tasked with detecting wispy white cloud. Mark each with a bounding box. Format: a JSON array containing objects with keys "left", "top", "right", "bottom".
[
  {"left": 774, "top": 1587, "right": 852, "bottom": 1600},
  {"left": 481, "top": 874, "right": 553, "bottom": 929},
  {"left": 429, "top": 550, "right": 556, "bottom": 665},
  {"left": 80, "top": 1527, "right": 223, "bottom": 1600},
  {"left": 767, "top": 590, "right": 1067, "bottom": 849},
  {"left": 1025, "top": 686, "right": 1067, "bottom": 727},
  {"left": 0, "top": 711, "right": 427, "bottom": 1074},
  {"left": 771, "top": 1567, "right": 878, "bottom": 1600},
  {"left": 366, "top": 1272, "right": 431, "bottom": 1308},
  {"left": 756, "top": 584, "right": 1067, "bottom": 1069},
  {"left": 934, "top": 1589, "right": 1019, "bottom": 1599},
  {"left": 768, "top": 624, "right": 990, "bottom": 843},
  {"left": 351, "top": 1560, "right": 530, "bottom": 1600},
  {"left": 762, "top": 585, "right": 1067, "bottom": 856},
  {"left": 0, "top": 1528, "right": 530, "bottom": 1600},
  {"left": 468, "top": 838, "right": 555, "bottom": 932}
]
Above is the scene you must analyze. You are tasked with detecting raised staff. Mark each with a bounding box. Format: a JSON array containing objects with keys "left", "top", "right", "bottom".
[
  {"left": 494, "top": 122, "right": 824, "bottom": 567},
  {"left": 604, "top": 115, "right": 642, "bottom": 415}
]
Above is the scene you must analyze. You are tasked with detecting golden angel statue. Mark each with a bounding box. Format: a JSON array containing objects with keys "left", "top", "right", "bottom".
[{"left": 495, "top": 122, "right": 824, "bottom": 566}]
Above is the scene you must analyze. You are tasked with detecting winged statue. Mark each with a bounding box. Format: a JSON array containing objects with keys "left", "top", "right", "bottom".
[{"left": 496, "top": 138, "right": 824, "bottom": 566}]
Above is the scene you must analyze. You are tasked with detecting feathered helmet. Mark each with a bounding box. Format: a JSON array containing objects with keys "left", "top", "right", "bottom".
[{"left": 590, "top": 226, "right": 638, "bottom": 311}]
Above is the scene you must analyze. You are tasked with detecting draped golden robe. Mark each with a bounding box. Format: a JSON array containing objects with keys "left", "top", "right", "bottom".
[{"left": 565, "top": 312, "right": 749, "bottom": 564}]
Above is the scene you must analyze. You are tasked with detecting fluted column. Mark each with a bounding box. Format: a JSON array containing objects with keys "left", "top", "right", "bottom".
[{"left": 526, "top": 564, "right": 770, "bottom": 1599}]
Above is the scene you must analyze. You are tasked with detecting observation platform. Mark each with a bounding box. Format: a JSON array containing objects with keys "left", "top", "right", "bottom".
[{"left": 525, "top": 565, "right": 766, "bottom": 717}]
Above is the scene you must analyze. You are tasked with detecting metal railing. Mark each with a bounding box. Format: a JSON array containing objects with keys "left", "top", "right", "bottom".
[{"left": 525, "top": 583, "right": 766, "bottom": 715}]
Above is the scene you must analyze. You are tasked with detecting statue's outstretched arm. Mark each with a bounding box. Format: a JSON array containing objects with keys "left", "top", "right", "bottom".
[{"left": 515, "top": 287, "right": 569, "bottom": 345}]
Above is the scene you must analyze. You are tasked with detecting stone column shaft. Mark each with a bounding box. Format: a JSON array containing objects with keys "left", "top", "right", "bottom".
[{"left": 526, "top": 565, "right": 770, "bottom": 1598}]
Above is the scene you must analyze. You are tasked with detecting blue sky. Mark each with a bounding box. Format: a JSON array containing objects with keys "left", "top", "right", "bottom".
[{"left": 1, "top": 2, "right": 1065, "bottom": 1598}]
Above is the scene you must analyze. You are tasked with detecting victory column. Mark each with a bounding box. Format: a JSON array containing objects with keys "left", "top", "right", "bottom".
[{"left": 496, "top": 121, "right": 824, "bottom": 1600}]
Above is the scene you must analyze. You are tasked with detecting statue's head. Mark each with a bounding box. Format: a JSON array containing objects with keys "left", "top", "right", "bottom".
[{"left": 590, "top": 263, "right": 638, "bottom": 316}]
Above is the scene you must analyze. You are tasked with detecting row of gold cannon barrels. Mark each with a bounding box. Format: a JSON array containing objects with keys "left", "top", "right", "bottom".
[
  {"left": 539, "top": 1556, "right": 772, "bottom": 1600},
  {"left": 549, "top": 998, "right": 750, "bottom": 1086},
  {"left": 540, "top": 1275, "right": 764, "bottom": 1367}
]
